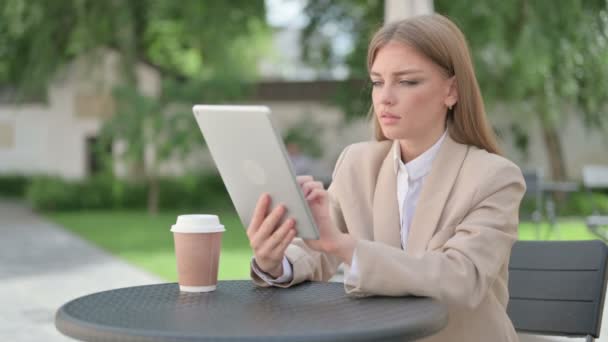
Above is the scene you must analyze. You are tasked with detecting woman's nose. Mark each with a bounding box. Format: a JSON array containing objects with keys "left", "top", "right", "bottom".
[{"left": 379, "top": 86, "right": 396, "bottom": 106}]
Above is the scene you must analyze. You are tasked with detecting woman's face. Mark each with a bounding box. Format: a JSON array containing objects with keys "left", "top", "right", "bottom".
[{"left": 370, "top": 41, "right": 457, "bottom": 141}]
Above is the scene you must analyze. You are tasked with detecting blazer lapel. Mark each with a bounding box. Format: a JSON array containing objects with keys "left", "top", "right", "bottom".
[
  {"left": 406, "top": 134, "right": 469, "bottom": 256},
  {"left": 372, "top": 147, "right": 402, "bottom": 249}
]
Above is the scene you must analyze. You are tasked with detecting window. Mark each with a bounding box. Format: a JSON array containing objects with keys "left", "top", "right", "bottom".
[
  {"left": 0, "top": 121, "right": 14, "bottom": 149},
  {"left": 75, "top": 92, "right": 115, "bottom": 119},
  {"left": 86, "top": 136, "right": 112, "bottom": 175}
]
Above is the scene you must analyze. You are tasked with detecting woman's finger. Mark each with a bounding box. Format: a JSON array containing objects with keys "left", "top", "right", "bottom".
[
  {"left": 247, "top": 193, "right": 270, "bottom": 236},
  {"left": 250, "top": 204, "right": 286, "bottom": 247},
  {"left": 296, "top": 175, "right": 314, "bottom": 186},
  {"left": 265, "top": 218, "right": 295, "bottom": 250},
  {"left": 306, "top": 188, "right": 326, "bottom": 202},
  {"left": 301, "top": 181, "right": 324, "bottom": 197},
  {"left": 274, "top": 227, "right": 297, "bottom": 257}
]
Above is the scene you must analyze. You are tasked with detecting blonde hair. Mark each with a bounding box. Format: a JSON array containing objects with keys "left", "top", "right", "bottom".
[{"left": 367, "top": 14, "right": 501, "bottom": 155}]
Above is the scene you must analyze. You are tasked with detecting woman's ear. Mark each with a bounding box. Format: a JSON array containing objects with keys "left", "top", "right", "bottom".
[{"left": 445, "top": 76, "right": 458, "bottom": 109}]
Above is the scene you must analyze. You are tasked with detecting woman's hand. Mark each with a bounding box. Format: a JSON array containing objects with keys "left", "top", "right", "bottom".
[
  {"left": 297, "top": 176, "right": 356, "bottom": 264},
  {"left": 247, "top": 193, "right": 297, "bottom": 278}
]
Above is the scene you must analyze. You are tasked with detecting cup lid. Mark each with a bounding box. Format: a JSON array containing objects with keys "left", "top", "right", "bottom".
[{"left": 170, "top": 214, "right": 225, "bottom": 233}]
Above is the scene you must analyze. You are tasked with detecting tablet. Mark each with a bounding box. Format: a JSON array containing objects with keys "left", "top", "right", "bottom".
[{"left": 193, "top": 105, "right": 320, "bottom": 240}]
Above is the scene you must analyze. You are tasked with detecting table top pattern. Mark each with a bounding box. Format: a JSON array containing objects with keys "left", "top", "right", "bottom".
[{"left": 56, "top": 280, "right": 447, "bottom": 342}]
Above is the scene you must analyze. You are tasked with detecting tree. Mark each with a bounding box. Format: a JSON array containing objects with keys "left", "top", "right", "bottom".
[
  {"left": 437, "top": 0, "right": 608, "bottom": 181},
  {"left": 0, "top": 0, "right": 269, "bottom": 214},
  {"left": 302, "top": 0, "right": 383, "bottom": 121},
  {"left": 1, "top": 1, "right": 267, "bottom": 96},
  {"left": 302, "top": 0, "right": 608, "bottom": 181}
]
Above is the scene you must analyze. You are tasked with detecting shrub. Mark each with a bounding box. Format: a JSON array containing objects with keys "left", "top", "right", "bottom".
[
  {"left": 25, "top": 172, "right": 231, "bottom": 212},
  {"left": 520, "top": 190, "right": 608, "bottom": 220},
  {"left": 23, "top": 173, "right": 608, "bottom": 216},
  {"left": 26, "top": 175, "right": 141, "bottom": 211},
  {"left": 158, "top": 173, "right": 231, "bottom": 210},
  {"left": 560, "top": 191, "right": 608, "bottom": 216},
  {"left": 26, "top": 176, "right": 81, "bottom": 211},
  {"left": 0, "top": 174, "right": 31, "bottom": 198}
]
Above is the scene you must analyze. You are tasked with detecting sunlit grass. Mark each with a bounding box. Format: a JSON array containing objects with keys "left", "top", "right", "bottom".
[
  {"left": 519, "top": 220, "right": 597, "bottom": 241},
  {"left": 48, "top": 210, "right": 600, "bottom": 281},
  {"left": 48, "top": 210, "right": 252, "bottom": 281}
]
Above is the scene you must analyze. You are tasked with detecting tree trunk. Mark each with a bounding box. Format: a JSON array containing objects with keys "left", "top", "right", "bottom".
[
  {"left": 540, "top": 119, "right": 567, "bottom": 182},
  {"left": 147, "top": 175, "right": 159, "bottom": 216},
  {"left": 538, "top": 108, "right": 568, "bottom": 205},
  {"left": 535, "top": 98, "right": 568, "bottom": 182}
]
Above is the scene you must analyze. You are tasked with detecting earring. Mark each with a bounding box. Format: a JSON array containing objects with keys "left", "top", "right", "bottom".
[{"left": 448, "top": 104, "right": 453, "bottom": 110}]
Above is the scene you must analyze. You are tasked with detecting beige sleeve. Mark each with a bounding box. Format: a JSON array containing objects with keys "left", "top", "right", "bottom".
[
  {"left": 344, "top": 162, "right": 526, "bottom": 309},
  {"left": 250, "top": 146, "right": 351, "bottom": 288}
]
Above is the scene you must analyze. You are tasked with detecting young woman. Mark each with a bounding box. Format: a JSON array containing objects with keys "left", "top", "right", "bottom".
[{"left": 247, "top": 14, "right": 525, "bottom": 342}]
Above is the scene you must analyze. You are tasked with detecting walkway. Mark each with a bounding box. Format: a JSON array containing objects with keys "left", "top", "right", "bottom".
[{"left": 0, "top": 199, "right": 162, "bottom": 341}]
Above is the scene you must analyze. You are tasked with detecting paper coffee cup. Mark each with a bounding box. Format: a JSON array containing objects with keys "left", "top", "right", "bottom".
[{"left": 171, "top": 215, "right": 225, "bottom": 292}]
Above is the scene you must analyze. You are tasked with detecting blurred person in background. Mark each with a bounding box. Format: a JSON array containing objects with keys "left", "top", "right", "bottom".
[{"left": 286, "top": 142, "right": 314, "bottom": 176}]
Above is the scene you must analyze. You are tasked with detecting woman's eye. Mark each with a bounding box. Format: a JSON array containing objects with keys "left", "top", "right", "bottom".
[
  {"left": 371, "top": 81, "right": 383, "bottom": 87},
  {"left": 399, "top": 80, "right": 419, "bottom": 86}
]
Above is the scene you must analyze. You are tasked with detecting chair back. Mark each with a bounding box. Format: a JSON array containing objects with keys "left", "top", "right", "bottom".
[
  {"left": 508, "top": 240, "right": 608, "bottom": 338},
  {"left": 522, "top": 169, "right": 543, "bottom": 196},
  {"left": 521, "top": 169, "right": 544, "bottom": 223},
  {"left": 583, "top": 165, "right": 608, "bottom": 216},
  {"left": 583, "top": 166, "right": 608, "bottom": 190}
]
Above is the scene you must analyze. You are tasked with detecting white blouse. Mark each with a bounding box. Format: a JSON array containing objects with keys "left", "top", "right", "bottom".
[{"left": 253, "top": 130, "right": 448, "bottom": 285}]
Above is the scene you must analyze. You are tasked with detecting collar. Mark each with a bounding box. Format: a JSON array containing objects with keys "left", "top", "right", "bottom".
[{"left": 392, "top": 130, "right": 447, "bottom": 180}]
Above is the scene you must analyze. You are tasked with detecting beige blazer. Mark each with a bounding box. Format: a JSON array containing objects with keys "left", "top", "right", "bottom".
[{"left": 251, "top": 132, "right": 526, "bottom": 342}]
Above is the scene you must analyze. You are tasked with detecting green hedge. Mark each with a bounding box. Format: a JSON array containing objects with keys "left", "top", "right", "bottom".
[
  {"left": 23, "top": 173, "right": 231, "bottom": 211},
  {"left": 4, "top": 173, "right": 607, "bottom": 216},
  {"left": 158, "top": 174, "right": 232, "bottom": 210},
  {"left": 0, "top": 174, "right": 31, "bottom": 198},
  {"left": 559, "top": 191, "right": 608, "bottom": 216},
  {"left": 520, "top": 190, "right": 608, "bottom": 219}
]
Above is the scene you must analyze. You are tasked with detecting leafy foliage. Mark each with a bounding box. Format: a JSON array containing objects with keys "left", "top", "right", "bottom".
[
  {"left": 0, "top": 174, "right": 30, "bottom": 197},
  {"left": 302, "top": 1, "right": 608, "bottom": 125},
  {"left": 1, "top": 1, "right": 270, "bottom": 213},
  {"left": 436, "top": 0, "right": 608, "bottom": 129},
  {"left": 25, "top": 173, "right": 231, "bottom": 212},
  {"left": 302, "top": 0, "right": 383, "bottom": 120},
  {"left": 0, "top": 0, "right": 269, "bottom": 99},
  {"left": 302, "top": 0, "right": 608, "bottom": 179}
]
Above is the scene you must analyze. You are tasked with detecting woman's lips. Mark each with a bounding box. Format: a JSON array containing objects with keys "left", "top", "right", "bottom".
[{"left": 380, "top": 112, "right": 401, "bottom": 125}]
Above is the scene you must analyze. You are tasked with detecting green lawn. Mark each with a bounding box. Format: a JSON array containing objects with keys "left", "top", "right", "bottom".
[
  {"left": 48, "top": 210, "right": 599, "bottom": 281},
  {"left": 518, "top": 220, "right": 598, "bottom": 240},
  {"left": 48, "top": 210, "right": 252, "bottom": 281}
]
